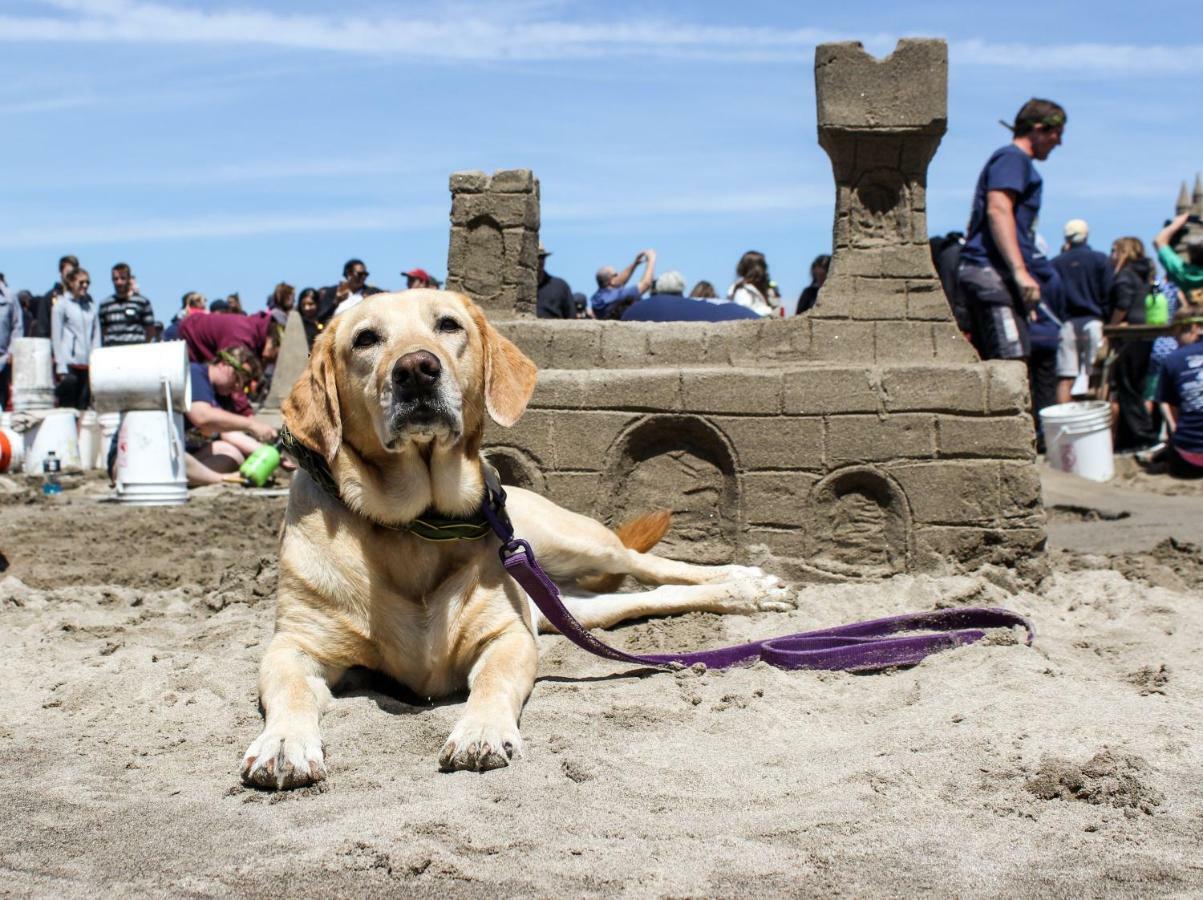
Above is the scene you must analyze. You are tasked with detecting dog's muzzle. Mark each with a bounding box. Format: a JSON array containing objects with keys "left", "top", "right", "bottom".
[{"left": 387, "top": 350, "right": 460, "bottom": 442}]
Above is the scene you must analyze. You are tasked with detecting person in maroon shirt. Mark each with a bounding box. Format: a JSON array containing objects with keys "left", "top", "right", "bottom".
[{"left": 178, "top": 310, "right": 280, "bottom": 415}]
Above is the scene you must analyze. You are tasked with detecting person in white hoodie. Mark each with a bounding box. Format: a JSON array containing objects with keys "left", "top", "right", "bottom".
[{"left": 51, "top": 268, "right": 100, "bottom": 410}]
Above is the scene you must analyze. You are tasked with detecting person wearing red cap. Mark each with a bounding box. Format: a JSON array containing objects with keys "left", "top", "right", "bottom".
[{"left": 403, "top": 268, "right": 432, "bottom": 289}]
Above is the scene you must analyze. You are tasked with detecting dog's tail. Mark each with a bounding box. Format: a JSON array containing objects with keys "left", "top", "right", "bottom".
[{"left": 576, "top": 509, "right": 672, "bottom": 594}]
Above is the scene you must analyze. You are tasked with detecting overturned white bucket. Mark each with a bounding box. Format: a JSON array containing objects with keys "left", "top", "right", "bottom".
[
  {"left": 11, "top": 338, "right": 55, "bottom": 411},
  {"left": 90, "top": 341, "right": 191, "bottom": 414},
  {"left": 115, "top": 410, "right": 188, "bottom": 505},
  {"left": 1040, "top": 400, "right": 1113, "bottom": 482},
  {"left": 24, "top": 409, "right": 82, "bottom": 474}
]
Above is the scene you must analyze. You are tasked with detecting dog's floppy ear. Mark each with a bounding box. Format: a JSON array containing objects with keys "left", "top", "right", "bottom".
[
  {"left": 282, "top": 319, "right": 342, "bottom": 462},
  {"left": 470, "top": 304, "right": 537, "bottom": 427}
]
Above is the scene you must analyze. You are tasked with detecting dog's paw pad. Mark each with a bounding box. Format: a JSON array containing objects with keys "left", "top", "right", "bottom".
[
  {"left": 241, "top": 730, "right": 326, "bottom": 790},
  {"left": 439, "top": 720, "right": 523, "bottom": 773}
]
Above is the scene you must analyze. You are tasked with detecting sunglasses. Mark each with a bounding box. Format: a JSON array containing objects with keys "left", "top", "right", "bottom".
[{"left": 351, "top": 270, "right": 368, "bottom": 279}]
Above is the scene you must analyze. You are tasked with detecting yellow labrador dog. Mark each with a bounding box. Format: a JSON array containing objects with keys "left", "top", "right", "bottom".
[{"left": 241, "top": 290, "right": 793, "bottom": 789}]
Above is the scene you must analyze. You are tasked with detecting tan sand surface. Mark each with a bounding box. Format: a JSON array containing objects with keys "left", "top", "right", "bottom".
[{"left": 1, "top": 473, "right": 1201, "bottom": 896}]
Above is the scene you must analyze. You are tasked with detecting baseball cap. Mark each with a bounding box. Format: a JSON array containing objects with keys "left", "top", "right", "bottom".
[
  {"left": 403, "top": 268, "right": 431, "bottom": 282},
  {"left": 1063, "top": 218, "right": 1089, "bottom": 243},
  {"left": 538, "top": 242, "right": 551, "bottom": 257}
]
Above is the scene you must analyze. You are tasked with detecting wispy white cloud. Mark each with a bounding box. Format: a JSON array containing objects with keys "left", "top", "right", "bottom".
[
  {"left": 0, "top": 1, "right": 859, "bottom": 62},
  {"left": 2, "top": 1, "right": 1199, "bottom": 72}
]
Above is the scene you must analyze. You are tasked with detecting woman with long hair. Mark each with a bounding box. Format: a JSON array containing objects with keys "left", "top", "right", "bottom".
[
  {"left": 1108, "top": 236, "right": 1158, "bottom": 450},
  {"left": 727, "top": 250, "right": 781, "bottom": 317}
]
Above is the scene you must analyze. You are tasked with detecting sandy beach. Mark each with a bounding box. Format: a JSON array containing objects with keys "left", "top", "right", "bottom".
[{"left": 1, "top": 470, "right": 1201, "bottom": 896}]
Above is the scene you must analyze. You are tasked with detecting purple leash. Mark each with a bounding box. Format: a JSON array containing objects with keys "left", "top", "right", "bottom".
[{"left": 480, "top": 480, "right": 1034, "bottom": 673}]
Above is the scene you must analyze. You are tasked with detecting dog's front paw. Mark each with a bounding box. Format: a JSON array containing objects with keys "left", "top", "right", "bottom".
[
  {"left": 439, "top": 718, "right": 523, "bottom": 773},
  {"left": 718, "top": 574, "right": 798, "bottom": 614},
  {"left": 241, "top": 729, "right": 326, "bottom": 790}
]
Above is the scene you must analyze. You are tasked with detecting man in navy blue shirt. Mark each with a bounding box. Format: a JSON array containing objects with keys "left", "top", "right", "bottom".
[
  {"left": 621, "top": 271, "right": 759, "bottom": 322},
  {"left": 1052, "top": 218, "right": 1112, "bottom": 401},
  {"left": 589, "top": 249, "right": 656, "bottom": 319},
  {"left": 956, "top": 98, "right": 1066, "bottom": 363}
]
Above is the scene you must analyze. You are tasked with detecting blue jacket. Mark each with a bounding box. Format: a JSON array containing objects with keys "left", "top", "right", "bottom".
[{"left": 1051, "top": 242, "right": 1112, "bottom": 319}]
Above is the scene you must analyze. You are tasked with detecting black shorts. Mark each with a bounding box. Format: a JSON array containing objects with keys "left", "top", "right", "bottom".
[{"left": 957, "top": 262, "right": 1029, "bottom": 360}]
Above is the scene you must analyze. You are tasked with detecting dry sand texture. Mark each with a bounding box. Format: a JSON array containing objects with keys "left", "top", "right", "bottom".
[{"left": 1, "top": 474, "right": 1201, "bottom": 896}]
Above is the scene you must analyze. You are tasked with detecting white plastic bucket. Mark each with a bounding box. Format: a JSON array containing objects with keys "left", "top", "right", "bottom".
[
  {"left": 115, "top": 409, "right": 188, "bottom": 505},
  {"left": 78, "top": 409, "right": 101, "bottom": 470},
  {"left": 90, "top": 341, "right": 192, "bottom": 414},
  {"left": 1040, "top": 400, "right": 1113, "bottom": 482},
  {"left": 11, "top": 338, "right": 55, "bottom": 411},
  {"left": 23, "top": 409, "right": 82, "bottom": 474}
]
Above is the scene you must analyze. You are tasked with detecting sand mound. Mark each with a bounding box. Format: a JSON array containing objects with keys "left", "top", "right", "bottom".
[{"left": 1026, "top": 750, "right": 1164, "bottom": 813}]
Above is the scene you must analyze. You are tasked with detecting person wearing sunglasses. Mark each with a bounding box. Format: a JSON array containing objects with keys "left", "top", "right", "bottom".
[
  {"left": 317, "top": 258, "right": 382, "bottom": 322},
  {"left": 51, "top": 267, "right": 100, "bottom": 410}
]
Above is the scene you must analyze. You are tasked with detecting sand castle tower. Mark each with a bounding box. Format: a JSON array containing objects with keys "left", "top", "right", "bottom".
[{"left": 451, "top": 39, "right": 1044, "bottom": 581}]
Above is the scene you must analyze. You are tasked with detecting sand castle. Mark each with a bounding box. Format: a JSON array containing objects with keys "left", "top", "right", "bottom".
[{"left": 441, "top": 39, "right": 1046, "bottom": 581}]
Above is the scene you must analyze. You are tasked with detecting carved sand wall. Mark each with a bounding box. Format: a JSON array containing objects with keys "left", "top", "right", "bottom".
[{"left": 458, "top": 39, "right": 1045, "bottom": 581}]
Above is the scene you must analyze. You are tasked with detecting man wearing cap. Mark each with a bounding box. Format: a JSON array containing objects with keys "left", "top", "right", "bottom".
[
  {"left": 956, "top": 98, "right": 1066, "bottom": 364},
  {"left": 1154, "top": 213, "right": 1203, "bottom": 297},
  {"left": 535, "top": 244, "right": 575, "bottom": 319},
  {"left": 589, "top": 249, "right": 656, "bottom": 320},
  {"left": 403, "top": 268, "right": 433, "bottom": 290},
  {"left": 1052, "top": 218, "right": 1112, "bottom": 399}
]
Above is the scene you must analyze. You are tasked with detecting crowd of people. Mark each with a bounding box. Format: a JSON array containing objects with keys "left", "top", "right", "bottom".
[
  {"left": 938, "top": 97, "right": 1203, "bottom": 479},
  {"left": 3, "top": 96, "right": 1202, "bottom": 485},
  {"left": 0, "top": 258, "right": 439, "bottom": 485}
]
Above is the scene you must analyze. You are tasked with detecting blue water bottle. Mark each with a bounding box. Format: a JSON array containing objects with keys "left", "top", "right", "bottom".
[{"left": 42, "top": 451, "right": 62, "bottom": 496}]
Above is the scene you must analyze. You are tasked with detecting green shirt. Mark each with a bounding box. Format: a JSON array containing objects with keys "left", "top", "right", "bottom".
[{"left": 1158, "top": 244, "right": 1203, "bottom": 292}]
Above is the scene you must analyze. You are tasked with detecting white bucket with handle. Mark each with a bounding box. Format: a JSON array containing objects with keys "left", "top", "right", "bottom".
[
  {"left": 23, "top": 409, "right": 82, "bottom": 474},
  {"left": 89, "top": 340, "right": 191, "bottom": 414},
  {"left": 11, "top": 337, "right": 55, "bottom": 411},
  {"left": 115, "top": 409, "right": 188, "bottom": 505},
  {"left": 1040, "top": 400, "right": 1113, "bottom": 482}
]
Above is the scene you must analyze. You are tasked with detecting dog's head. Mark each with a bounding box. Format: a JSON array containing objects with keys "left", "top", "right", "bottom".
[{"left": 283, "top": 290, "right": 537, "bottom": 463}]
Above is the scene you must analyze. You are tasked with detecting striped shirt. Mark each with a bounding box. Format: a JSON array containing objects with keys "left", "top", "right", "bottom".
[{"left": 99, "top": 293, "right": 155, "bottom": 346}]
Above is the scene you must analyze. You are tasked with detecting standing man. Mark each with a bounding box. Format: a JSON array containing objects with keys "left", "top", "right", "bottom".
[
  {"left": 50, "top": 268, "right": 100, "bottom": 410},
  {"left": 957, "top": 99, "right": 1065, "bottom": 364},
  {"left": 535, "top": 244, "right": 574, "bottom": 318},
  {"left": 98, "top": 262, "right": 155, "bottom": 347},
  {"left": 0, "top": 274, "right": 23, "bottom": 410},
  {"left": 1052, "top": 218, "right": 1112, "bottom": 399},
  {"left": 589, "top": 248, "right": 656, "bottom": 319},
  {"left": 29, "top": 255, "right": 79, "bottom": 339},
  {"left": 957, "top": 98, "right": 1065, "bottom": 428},
  {"left": 318, "top": 259, "right": 382, "bottom": 322}
]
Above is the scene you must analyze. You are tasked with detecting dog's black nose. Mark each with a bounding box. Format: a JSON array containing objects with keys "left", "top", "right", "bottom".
[{"left": 393, "top": 350, "right": 442, "bottom": 390}]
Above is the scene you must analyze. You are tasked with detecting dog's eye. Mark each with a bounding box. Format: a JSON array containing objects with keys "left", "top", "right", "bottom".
[
  {"left": 436, "top": 316, "right": 463, "bottom": 334},
  {"left": 353, "top": 328, "right": 381, "bottom": 349}
]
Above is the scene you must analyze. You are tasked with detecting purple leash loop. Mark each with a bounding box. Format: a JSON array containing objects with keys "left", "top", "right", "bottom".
[{"left": 479, "top": 474, "right": 1034, "bottom": 673}]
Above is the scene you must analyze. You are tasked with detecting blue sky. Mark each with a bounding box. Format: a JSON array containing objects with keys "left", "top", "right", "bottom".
[{"left": 1, "top": 0, "right": 1201, "bottom": 320}]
